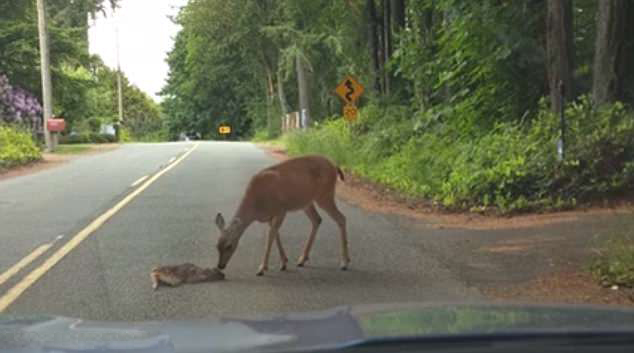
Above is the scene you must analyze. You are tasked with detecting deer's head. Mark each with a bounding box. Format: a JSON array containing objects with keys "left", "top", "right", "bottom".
[{"left": 215, "top": 213, "right": 241, "bottom": 269}]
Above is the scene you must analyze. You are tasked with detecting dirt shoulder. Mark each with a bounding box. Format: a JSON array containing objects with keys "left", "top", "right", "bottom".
[
  {"left": 0, "top": 143, "right": 120, "bottom": 182},
  {"left": 257, "top": 143, "right": 634, "bottom": 307},
  {"left": 484, "top": 272, "right": 634, "bottom": 306}
]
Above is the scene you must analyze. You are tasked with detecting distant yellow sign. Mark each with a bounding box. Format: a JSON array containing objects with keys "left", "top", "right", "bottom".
[
  {"left": 343, "top": 104, "right": 358, "bottom": 122},
  {"left": 335, "top": 76, "right": 364, "bottom": 104},
  {"left": 218, "top": 125, "right": 231, "bottom": 134}
]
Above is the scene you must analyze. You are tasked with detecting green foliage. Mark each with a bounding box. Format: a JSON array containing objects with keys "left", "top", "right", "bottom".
[
  {"left": 0, "top": 124, "right": 41, "bottom": 169},
  {"left": 591, "top": 229, "right": 634, "bottom": 288},
  {"left": 1, "top": 0, "right": 162, "bottom": 143},
  {"left": 59, "top": 133, "right": 116, "bottom": 144},
  {"left": 53, "top": 144, "right": 92, "bottom": 154},
  {"left": 287, "top": 97, "right": 634, "bottom": 213}
]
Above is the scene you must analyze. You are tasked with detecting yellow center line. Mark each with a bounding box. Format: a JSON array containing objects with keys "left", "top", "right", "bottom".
[
  {"left": 0, "top": 244, "right": 52, "bottom": 287},
  {"left": 0, "top": 143, "right": 199, "bottom": 312},
  {"left": 130, "top": 175, "right": 148, "bottom": 187}
]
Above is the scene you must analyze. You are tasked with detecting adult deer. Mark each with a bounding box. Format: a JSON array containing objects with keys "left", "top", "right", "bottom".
[{"left": 214, "top": 155, "right": 350, "bottom": 276}]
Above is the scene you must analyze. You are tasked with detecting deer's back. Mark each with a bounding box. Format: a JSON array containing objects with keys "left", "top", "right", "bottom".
[{"left": 246, "top": 155, "right": 338, "bottom": 219}]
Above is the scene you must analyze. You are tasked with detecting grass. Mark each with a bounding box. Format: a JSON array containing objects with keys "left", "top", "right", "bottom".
[
  {"left": 590, "top": 227, "right": 634, "bottom": 288},
  {"left": 52, "top": 144, "right": 94, "bottom": 154},
  {"left": 251, "top": 128, "right": 287, "bottom": 148}
]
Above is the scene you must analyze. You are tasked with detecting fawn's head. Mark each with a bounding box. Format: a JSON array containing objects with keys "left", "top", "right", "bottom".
[{"left": 215, "top": 213, "right": 241, "bottom": 269}]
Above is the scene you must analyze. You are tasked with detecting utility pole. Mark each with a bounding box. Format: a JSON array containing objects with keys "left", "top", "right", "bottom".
[
  {"left": 36, "top": 0, "right": 53, "bottom": 151},
  {"left": 115, "top": 26, "right": 124, "bottom": 141}
]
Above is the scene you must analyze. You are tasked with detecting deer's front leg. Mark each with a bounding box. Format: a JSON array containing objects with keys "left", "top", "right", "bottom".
[
  {"left": 257, "top": 228, "right": 276, "bottom": 276},
  {"left": 276, "top": 234, "right": 288, "bottom": 271},
  {"left": 257, "top": 214, "right": 286, "bottom": 276}
]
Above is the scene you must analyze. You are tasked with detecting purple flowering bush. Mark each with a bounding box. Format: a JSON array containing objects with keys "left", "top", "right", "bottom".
[
  {"left": 0, "top": 74, "right": 42, "bottom": 169},
  {"left": 0, "top": 74, "right": 43, "bottom": 130}
]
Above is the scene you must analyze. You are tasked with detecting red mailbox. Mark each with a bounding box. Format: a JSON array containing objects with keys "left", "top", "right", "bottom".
[{"left": 47, "top": 119, "right": 66, "bottom": 132}]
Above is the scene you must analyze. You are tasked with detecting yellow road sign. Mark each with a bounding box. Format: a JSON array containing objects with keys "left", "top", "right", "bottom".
[
  {"left": 218, "top": 125, "right": 231, "bottom": 134},
  {"left": 343, "top": 104, "right": 358, "bottom": 122},
  {"left": 335, "top": 76, "right": 364, "bottom": 104}
]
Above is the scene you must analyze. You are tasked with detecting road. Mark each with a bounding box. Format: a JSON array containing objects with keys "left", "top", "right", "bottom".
[
  {"left": 0, "top": 142, "right": 631, "bottom": 320},
  {"left": 0, "top": 142, "right": 481, "bottom": 320}
]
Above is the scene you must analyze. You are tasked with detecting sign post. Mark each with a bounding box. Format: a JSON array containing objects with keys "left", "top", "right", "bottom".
[
  {"left": 335, "top": 76, "right": 364, "bottom": 122},
  {"left": 47, "top": 117, "right": 65, "bottom": 150}
]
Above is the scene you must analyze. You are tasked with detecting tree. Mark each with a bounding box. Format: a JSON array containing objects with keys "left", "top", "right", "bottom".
[
  {"left": 366, "top": 0, "right": 381, "bottom": 93},
  {"left": 592, "top": 0, "right": 628, "bottom": 105},
  {"left": 546, "top": 0, "right": 574, "bottom": 114}
]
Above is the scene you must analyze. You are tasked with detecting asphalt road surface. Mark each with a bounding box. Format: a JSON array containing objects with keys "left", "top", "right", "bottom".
[
  {"left": 1, "top": 142, "right": 631, "bottom": 321},
  {"left": 0, "top": 142, "right": 485, "bottom": 320}
]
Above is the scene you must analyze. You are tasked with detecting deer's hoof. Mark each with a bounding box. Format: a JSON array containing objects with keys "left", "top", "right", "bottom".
[
  {"left": 256, "top": 271, "right": 264, "bottom": 276},
  {"left": 280, "top": 263, "right": 287, "bottom": 271},
  {"left": 297, "top": 256, "right": 308, "bottom": 267}
]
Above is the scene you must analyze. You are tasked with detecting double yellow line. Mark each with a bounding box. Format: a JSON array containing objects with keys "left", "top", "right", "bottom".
[{"left": 0, "top": 143, "right": 199, "bottom": 312}]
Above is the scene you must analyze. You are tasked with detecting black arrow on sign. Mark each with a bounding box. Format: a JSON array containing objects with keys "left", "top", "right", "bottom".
[{"left": 345, "top": 80, "right": 354, "bottom": 102}]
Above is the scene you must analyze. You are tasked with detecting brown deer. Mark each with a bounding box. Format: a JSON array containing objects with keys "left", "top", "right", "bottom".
[{"left": 214, "top": 155, "right": 350, "bottom": 276}]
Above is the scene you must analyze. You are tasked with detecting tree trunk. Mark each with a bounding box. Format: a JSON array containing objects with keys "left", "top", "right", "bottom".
[
  {"left": 592, "top": 0, "right": 628, "bottom": 105},
  {"left": 265, "top": 68, "right": 275, "bottom": 136},
  {"left": 276, "top": 69, "right": 289, "bottom": 116},
  {"left": 366, "top": 0, "right": 382, "bottom": 93},
  {"left": 391, "top": 0, "right": 406, "bottom": 31},
  {"left": 546, "top": 0, "right": 574, "bottom": 114},
  {"left": 622, "top": 4, "right": 634, "bottom": 101},
  {"left": 296, "top": 54, "right": 310, "bottom": 128},
  {"left": 383, "top": 0, "right": 391, "bottom": 95}
]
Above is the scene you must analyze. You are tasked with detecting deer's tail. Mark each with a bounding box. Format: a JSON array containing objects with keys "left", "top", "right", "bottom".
[{"left": 337, "top": 167, "right": 345, "bottom": 182}]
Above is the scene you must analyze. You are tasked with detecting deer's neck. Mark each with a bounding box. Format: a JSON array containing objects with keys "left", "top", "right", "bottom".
[{"left": 230, "top": 201, "right": 256, "bottom": 240}]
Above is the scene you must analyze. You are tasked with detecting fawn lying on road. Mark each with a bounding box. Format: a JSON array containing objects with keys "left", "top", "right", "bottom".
[{"left": 151, "top": 263, "right": 224, "bottom": 290}]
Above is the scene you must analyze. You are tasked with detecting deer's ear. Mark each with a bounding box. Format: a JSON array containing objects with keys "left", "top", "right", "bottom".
[{"left": 215, "top": 213, "right": 226, "bottom": 230}]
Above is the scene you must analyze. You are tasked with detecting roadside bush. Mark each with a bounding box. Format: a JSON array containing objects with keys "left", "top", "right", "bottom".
[
  {"left": 133, "top": 128, "right": 170, "bottom": 142},
  {"left": 119, "top": 128, "right": 132, "bottom": 143},
  {"left": 0, "top": 125, "right": 41, "bottom": 169},
  {"left": 59, "top": 133, "right": 117, "bottom": 144},
  {"left": 286, "top": 96, "right": 634, "bottom": 213},
  {"left": 590, "top": 229, "right": 634, "bottom": 288}
]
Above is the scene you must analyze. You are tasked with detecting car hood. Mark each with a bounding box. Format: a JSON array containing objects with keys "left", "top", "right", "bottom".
[{"left": 2, "top": 303, "right": 634, "bottom": 353}]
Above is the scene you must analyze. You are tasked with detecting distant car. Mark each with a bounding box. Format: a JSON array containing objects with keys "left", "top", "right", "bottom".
[
  {"left": 99, "top": 124, "right": 116, "bottom": 136},
  {"left": 179, "top": 132, "right": 201, "bottom": 141}
]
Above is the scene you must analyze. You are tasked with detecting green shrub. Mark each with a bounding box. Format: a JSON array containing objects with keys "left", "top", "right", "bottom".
[
  {"left": 590, "top": 230, "right": 634, "bottom": 288},
  {"left": 119, "top": 128, "right": 132, "bottom": 142},
  {"left": 0, "top": 125, "right": 42, "bottom": 169},
  {"left": 59, "top": 133, "right": 117, "bottom": 144},
  {"left": 251, "top": 128, "right": 270, "bottom": 142},
  {"left": 133, "top": 129, "right": 170, "bottom": 142},
  {"left": 286, "top": 96, "right": 634, "bottom": 213}
]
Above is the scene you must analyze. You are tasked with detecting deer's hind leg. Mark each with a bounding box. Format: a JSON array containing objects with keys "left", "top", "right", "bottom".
[{"left": 316, "top": 193, "right": 350, "bottom": 270}]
